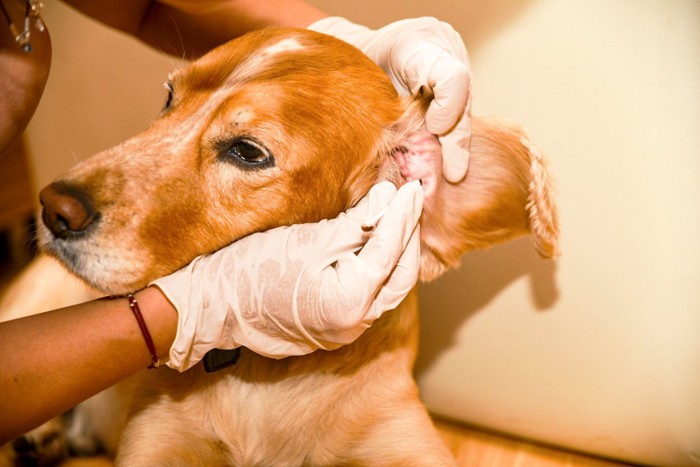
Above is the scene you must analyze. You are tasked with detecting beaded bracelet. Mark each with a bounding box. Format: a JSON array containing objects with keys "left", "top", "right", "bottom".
[{"left": 127, "top": 294, "right": 161, "bottom": 369}]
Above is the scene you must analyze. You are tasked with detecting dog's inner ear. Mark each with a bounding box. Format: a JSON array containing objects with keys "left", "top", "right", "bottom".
[
  {"left": 375, "top": 99, "right": 433, "bottom": 184},
  {"left": 375, "top": 101, "right": 559, "bottom": 283}
]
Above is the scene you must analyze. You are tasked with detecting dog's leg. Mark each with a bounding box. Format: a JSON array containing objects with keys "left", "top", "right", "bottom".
[
  {"left": 116, "top": 410, "right": 230, "bottom": 466},
  {"left": 311, "top": 292, "right": 456, "bottom": 466},
  {"left": 117, "top": 436, "right": 228, "bottom": 466},
  {"left": 346, "top": 402, "right": 457, "bottom": 466},
  {"left": 115, "top": 369, "right": 231, "bottom": 466}
]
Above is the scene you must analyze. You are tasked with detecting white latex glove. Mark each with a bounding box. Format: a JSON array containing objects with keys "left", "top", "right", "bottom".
[
  {"left": 309, "top": 16, "right": 472, "bottom": 183},
  {"left": 151, "top": 181, "right": 423, "bottom": 372}
]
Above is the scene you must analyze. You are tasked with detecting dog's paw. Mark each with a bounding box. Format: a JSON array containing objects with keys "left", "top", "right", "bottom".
[{"left": 8, "top": 418, "right": 68, "bottom": 467}]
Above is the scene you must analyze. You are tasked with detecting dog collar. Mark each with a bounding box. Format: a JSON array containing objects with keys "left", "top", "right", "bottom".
[{"left": 203, "top": 348, "right": 242, "bottom": 373}]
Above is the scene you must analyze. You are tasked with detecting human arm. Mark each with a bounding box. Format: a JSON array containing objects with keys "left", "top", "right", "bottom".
[
  {"left": 61, "top": 0, "right": 327, "bottom": 58},
  {"left": 0, "top": 286, "right": 176, "bottom": 445}
]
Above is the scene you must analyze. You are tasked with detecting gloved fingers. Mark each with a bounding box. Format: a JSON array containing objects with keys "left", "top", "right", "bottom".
[
  {"left": 437, "top": 102, "right": 472, "bottom": 183},
  {"left": 423, "top": 52, "right": 471, "bottom": 136},
  {"left": 278, "top": 181, "right": 397, "bottom": 263},
  {"left": 371, "top": 223, "right": 421, "bottom": 316},
  {"left": 341, "top": 181, "right": 398, "bottom": 226},
  {"left": 355, "top": 180, "right": 423, "bottom": 277},
  {"left": 326, "top": 180, "right": 422, "bottom": 297},
  {"left": 310, "top": 218, "right": 420, "bottom": 347},
  {"left": 323, "top": 182, "right": 422, "bottom": 332},
  {"left": 381, "top": 20, "right": 470, "bottom": 135},
  {"left": 392, "top": 42, "right": 471, "bottom": 184}
]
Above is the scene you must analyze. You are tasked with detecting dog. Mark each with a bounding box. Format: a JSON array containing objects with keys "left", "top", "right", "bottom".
[{"left": 1, "top": 27, "right": 558, "bottom": 465}]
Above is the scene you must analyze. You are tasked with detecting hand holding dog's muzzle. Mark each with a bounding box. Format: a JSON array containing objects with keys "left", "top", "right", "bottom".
[
  {"left": 151, "top": 181, "right": 423, "bottom": 372},
  {"left": 309, "top": 16, "right": 472, "bottom": 183}
]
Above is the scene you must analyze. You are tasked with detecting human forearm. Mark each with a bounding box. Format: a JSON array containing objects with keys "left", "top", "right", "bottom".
[
  {"left": 0, "top": 286, "right": 176, "bottom": 444},
  {"left": 61, "top": 0, "right": 327, "bottom": 58}
]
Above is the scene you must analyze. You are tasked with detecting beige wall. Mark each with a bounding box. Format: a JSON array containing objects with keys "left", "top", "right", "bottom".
[
  {"left": 24, "top": 1, "right": 700, "bottom": 465},
  {"left": 25, "top": 3, "right": 178, "bottom": 190}
]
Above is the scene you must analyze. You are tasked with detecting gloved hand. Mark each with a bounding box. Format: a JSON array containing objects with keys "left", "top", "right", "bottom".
[
  {"left": 151, "top": 181, "right": 423, "bottom": 372},
  {"left": 309, "top": 16, "right": 472, "bottom": 183}
]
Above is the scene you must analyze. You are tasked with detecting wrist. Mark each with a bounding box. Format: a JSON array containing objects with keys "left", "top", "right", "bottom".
[{"left": 132, "top": 286, "right": 178, "bottom": 364}]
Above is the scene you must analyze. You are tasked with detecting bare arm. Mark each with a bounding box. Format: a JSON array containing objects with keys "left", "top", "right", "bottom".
[
  {"left": 61, "top": 0, "right": 328, "bottom": 58},
  {"left": 0, "top": 286, "right": 177, "bottom": 444}
]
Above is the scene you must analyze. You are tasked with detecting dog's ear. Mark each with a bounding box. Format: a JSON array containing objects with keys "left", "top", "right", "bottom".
[
  {"left": 419, "top": 118, "right": 559, "bottom": 282},
  {"left": 380, "top": 106, "right": 559, "bottom": 282}
]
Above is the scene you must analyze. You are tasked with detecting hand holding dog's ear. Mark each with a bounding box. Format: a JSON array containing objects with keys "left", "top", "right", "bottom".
[
  {"left": 309, "top": 16, "right": 472, "bottom": 183},
  {"left": 151, "top": 182, "right": 423, "bottom": 372}
]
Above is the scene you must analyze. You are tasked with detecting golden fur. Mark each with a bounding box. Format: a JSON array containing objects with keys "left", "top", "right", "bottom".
[{"left": 2, "top": 28, "right": 558, "bottom": 465}]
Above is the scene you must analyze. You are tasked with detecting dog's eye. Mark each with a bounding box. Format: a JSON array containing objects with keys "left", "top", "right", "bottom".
[
  {"left": 219, "top": 138, "right": 274, "bottom": 170},
  {"left": 162, "top": 81, "right": 174, "bottom": 112}
]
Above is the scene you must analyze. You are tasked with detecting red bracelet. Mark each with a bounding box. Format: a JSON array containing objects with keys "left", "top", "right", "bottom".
[{"left": 127, "top": 294, "right": 161, "bottom": 369}]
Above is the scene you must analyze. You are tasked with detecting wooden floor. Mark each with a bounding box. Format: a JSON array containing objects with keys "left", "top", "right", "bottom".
[{"left": 433, "top": 418, "right": 630, "bottom": 466}]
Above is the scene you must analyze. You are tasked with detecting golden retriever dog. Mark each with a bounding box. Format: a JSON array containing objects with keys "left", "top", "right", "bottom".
[{"left": 1, "top": 27, "right": 557, "bottom": 465}]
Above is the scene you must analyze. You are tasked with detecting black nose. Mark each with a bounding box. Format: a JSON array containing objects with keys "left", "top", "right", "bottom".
[{"left": 39, "top": 182, "right": 100, "bottom": 239}]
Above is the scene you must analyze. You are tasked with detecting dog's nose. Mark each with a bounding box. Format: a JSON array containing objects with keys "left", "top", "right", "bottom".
[{"left": 39, "top": 182, "right": 99, "bottom": 239}]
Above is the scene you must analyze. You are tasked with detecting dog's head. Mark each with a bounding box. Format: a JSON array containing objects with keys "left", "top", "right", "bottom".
[
  {"left": 38, "top": 28, "right": 558, "bottom": 294},
  {"left": 38, "top": 29, "right": 411, "bottom": 293}
]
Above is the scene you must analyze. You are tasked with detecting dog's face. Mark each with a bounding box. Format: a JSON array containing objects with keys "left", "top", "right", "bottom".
[{"left": 38, "top": 29, "right": 406, "bottom": 294}]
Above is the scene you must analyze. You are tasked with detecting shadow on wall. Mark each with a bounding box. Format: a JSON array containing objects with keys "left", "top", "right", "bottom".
[{"left": 414, "top": 236, "right": 559, "bottom": 377}]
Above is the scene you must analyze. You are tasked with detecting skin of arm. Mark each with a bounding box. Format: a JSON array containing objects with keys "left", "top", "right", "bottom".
[
  {"left": 0, "top": 286, "right": 178, "bottom": 444},
  {"left": 61, "top": 0, "right": 328, "bottom": 58}
]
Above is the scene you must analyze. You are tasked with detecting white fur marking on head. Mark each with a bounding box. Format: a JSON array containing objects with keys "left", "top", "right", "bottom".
[
  {"left": 166, "top": 37, "right": 307, "bottom": 155},
  {"left": 260, "top": 38, "right": 305, "bottom": 57}
]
